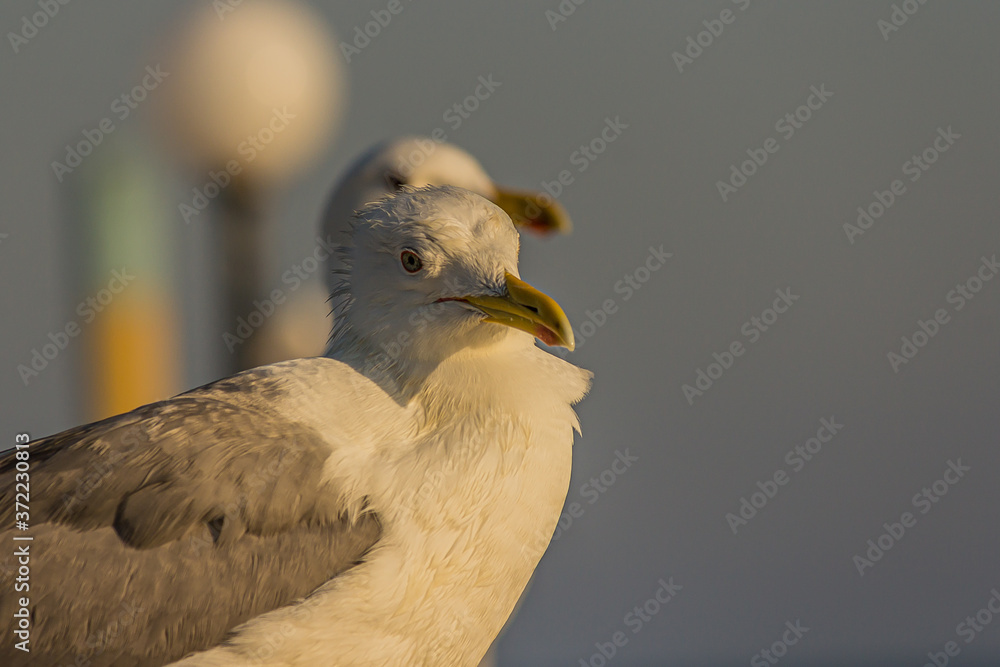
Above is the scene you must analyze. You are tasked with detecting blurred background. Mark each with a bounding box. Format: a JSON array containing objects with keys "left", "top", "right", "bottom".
[{"left": 2, "top": 1, "right": 998, "bottom": 665}]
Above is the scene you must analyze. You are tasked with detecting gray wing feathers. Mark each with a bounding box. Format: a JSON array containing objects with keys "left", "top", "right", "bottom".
[{"left": 0, "top": 368, "right": 381, "bottom": 666}]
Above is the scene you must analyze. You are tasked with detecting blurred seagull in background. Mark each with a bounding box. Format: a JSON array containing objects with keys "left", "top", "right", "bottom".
[
  {"left": 1, "top": 185, "right": 590, "bottom": 666},
  {"left": 319, "top": 137, "right": 572, "bottom": 297}
]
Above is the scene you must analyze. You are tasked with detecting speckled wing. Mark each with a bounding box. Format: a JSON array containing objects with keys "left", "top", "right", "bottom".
[{"left": 0, "top": 368, "right": 381, "bottom": 666}]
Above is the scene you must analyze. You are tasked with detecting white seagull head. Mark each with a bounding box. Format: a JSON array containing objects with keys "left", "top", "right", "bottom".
[
  {"left": 329, "top": 186, "right": 574, "bottom": 381},
  {"left": 320, "top": 137, "right": 571, "bottom": 294}
]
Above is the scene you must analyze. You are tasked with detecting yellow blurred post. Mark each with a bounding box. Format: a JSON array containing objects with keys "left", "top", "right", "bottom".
[{"left": 77, "top": 136, "right": 180, "bottom": 420}]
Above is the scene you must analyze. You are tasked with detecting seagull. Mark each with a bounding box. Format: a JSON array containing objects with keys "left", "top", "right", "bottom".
[
  {"left": 318, "top": 137, "right": 572, "bottom": 297},
  {"left": 1, "top": 186, "right": 591, "bottom": 666}
]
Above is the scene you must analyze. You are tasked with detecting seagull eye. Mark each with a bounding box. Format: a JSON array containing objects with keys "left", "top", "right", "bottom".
[
  {"left": 385, "top": 172, "right": 405, "bottom": 190},
  {"left": 400, "top": 250, "right": 423, "bottom": 273}
]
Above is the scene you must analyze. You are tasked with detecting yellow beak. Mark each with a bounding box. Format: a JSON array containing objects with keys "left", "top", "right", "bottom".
[
  {"left": 461, "top": 272, "right": 575, "bottom": 350},
  {"left": 491, "top": 186, "right": 572, "bottom": 235}
]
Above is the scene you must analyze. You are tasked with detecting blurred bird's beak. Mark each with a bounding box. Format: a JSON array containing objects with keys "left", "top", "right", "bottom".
[
  {"left": 461, "top": 272, "right": 575, "bottom": 350},
  {"left": 491, "top": 186, "right": 572, "bottom": 235}
]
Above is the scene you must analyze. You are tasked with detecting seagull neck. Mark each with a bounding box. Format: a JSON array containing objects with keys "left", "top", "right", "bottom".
[{"left": 325, "top": 328, "right": 453, "bottom": 404}]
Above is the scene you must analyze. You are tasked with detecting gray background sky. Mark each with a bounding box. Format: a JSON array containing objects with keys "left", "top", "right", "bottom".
[{"left": 2, "top": 1, "right": 998, "bottom": 665}]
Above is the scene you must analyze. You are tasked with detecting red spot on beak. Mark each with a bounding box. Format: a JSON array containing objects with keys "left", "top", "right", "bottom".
[
  {"left": 534, "top": 325, "right": 559, "bottom": 347},
  {"left": 523, "top": 217, "right": 553, "bottom": 235}
]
